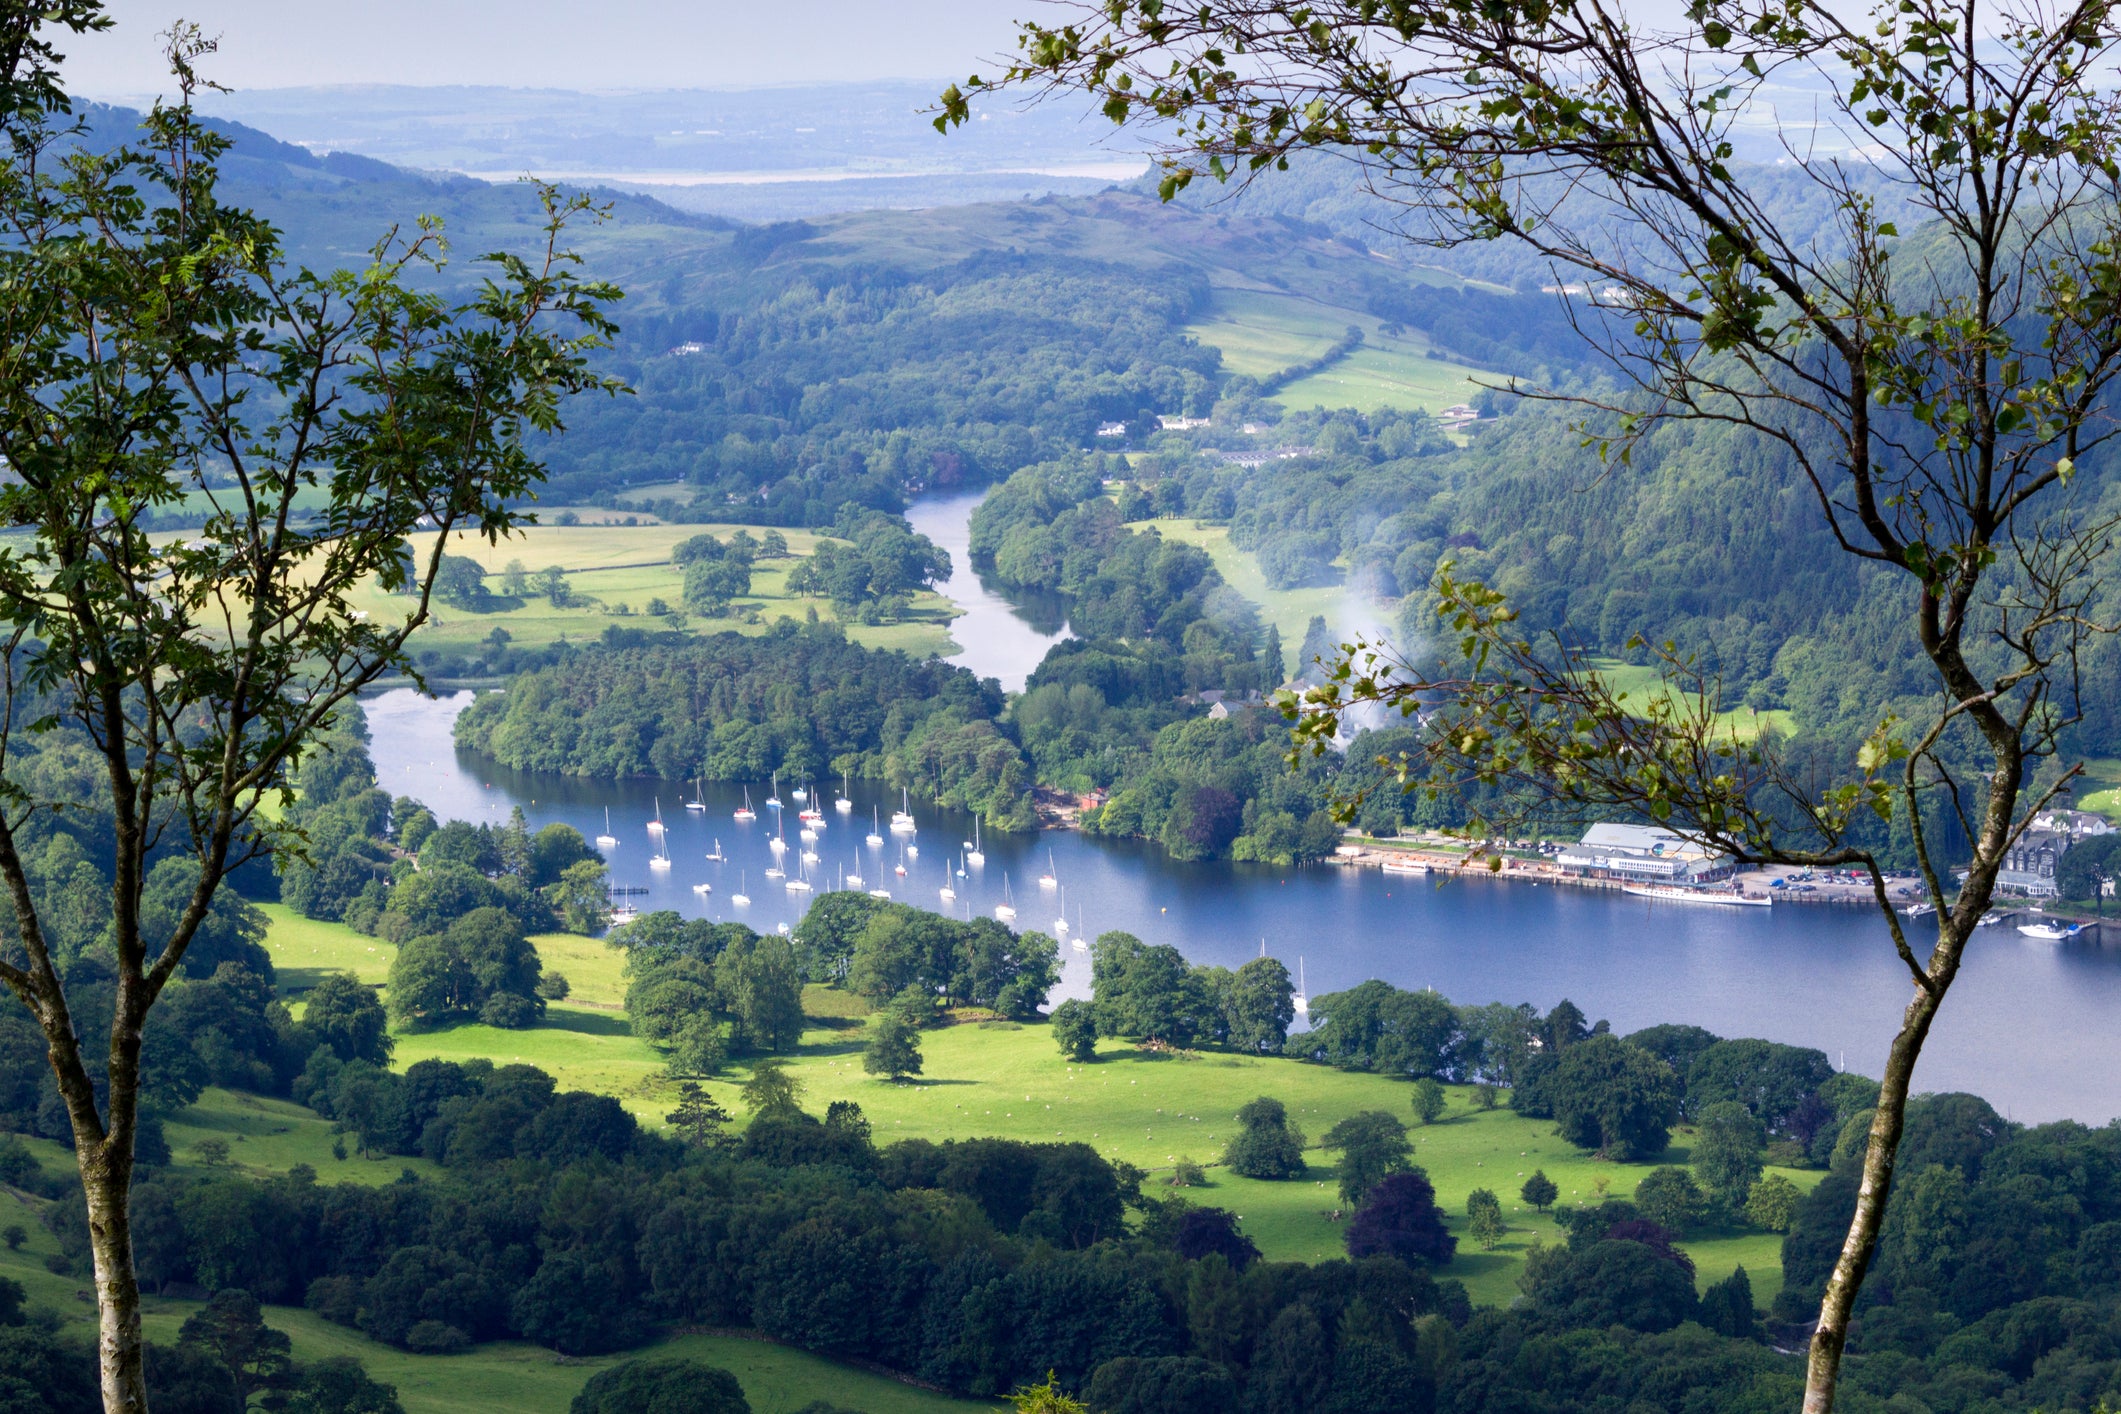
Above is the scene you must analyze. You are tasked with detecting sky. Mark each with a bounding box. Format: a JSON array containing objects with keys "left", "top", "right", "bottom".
[{"left": 68, "top": 0, "right": 1039, "bottom": 99}]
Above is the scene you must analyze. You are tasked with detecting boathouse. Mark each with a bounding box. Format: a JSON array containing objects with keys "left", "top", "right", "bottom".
[{"left": 1555, "top": 823, "right": 1735, "bottom": 884}]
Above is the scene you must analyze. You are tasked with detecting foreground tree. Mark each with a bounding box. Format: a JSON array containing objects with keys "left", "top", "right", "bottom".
[
  {"left": 955, "top": 0, "right": 2121, "bottom": 1405},
  {"left": 0, "top": 18, "right": 619, "bottom": 1410}
]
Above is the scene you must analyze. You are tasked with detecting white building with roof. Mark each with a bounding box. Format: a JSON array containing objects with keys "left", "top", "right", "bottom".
[{"left": 1556, "top": 823, "right": 1735, "bottom": 884}]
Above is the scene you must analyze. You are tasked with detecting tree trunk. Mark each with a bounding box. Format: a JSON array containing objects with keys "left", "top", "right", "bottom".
[
  {"left": 1801, "top": 905, "right": 1973, "bottom": 1414},
  {"left": 79, "top": 1133, "right": 149, "bottom": 1414}
]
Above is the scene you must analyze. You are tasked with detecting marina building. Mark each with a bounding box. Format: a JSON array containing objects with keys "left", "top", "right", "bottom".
[{"left": 1556, "top": 823, "right": 1735, "bottom": 884}]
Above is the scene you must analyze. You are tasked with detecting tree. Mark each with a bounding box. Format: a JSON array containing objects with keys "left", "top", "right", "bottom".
[
  {"left": 301, "top": 975, "right": 392, "bottom": 1066},
  {"left": 684, "top": 556, "right": 753, "bottom": 615},
  {"left": 863, "top": 1010, "right": 924, "bottom": 1081},
  {"left": 1700, "top": 1266, "right": 1763, "bottom": 1341},
  {"left": 1469, "top": 1205, "right": 1506, "bottom": 1252},
  {"left": 432, "top": 555, "right": 491, "bottom": 609},
  {"left": 664, "top": 1082, "right": 733, "bottom": 1149},
  {"left": 1221, "top": 1096, "right": 1306, "bottom": 1180},
  {"left": 1633, "top": 1166, "right": 1709, "bottom": 1236},
  {"left": 1412, "top": 1077, "right": 1447, "bottom": 1126},
  {"left": 1320, "top": 1111, "right": 1411, "bottom": 1206},
  {"left": 1344, "top": 1169, "right": 1457, "bottom": 1266},
  {"left": 1746, "top": 1174, "right": 1804, "bottom": 1233},
  {"left": 1009, "top": 1372, "right": 1088, "bottom": 1414},
  {"left": 741, "top": 1059, "right": 805, "bottom": 1119},
  {"left": 0, "top": 30, "right": 617, "bottom": 1389},
  {"left": 1521, "top": 1170, "right": 1558, "bottom": 1213},
  {"left": 1050, "top": 998, "right": 1098, "bottom": 1062},
  {"left": 1695, "top": 1101, "right": 1769, "bottom": 1206},
  {"left": 570, "top": 1357, "right": 750, "bottom": 1414},
  {"left": 548, "top": 859, "right": 611, "bottom": 935},
  {"left": 1547, "top": 1035, "right": 1681, "bottom": 1161},
  {"left": 283, "top": 1357, "right": 407, "bottom": 1414},
  {"left": 176, "top": 1288, "right": 292, "bottom": 1408},
  {"left": 1222, "top": 955, "right": 1294, "bottom": 1053},
  {"left": 960, "top": 1, "right": 2121, "bottom": 1406}
]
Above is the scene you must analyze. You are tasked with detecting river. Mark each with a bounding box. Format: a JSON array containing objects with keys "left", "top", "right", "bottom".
[{"left": 359, "top": 496, "right": 2121, "bottom": 1124}]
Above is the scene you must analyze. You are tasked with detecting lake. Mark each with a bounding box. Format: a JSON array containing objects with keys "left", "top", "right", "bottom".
[{"left": 358, "top": 494, "right": 2121, "bottom": 1125}]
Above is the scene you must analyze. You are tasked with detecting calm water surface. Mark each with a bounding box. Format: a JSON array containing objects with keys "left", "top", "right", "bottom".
[
  {"left": 362, "top": 492, "right": 2121, "bottom": 1124},
  {"left": 365, "top": 687, "right": 2121, "bottom": 1125}
]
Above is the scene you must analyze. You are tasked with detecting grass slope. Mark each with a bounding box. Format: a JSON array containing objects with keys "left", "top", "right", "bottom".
[
  {"left": 1181, "top": 287, "right": 1483, "bottom": 414},
  {"left": 1145, "top": 518, "right": 1349, "bottom": 646},
  {"left": 346, "top": 522, "right": 955, "bottom": 659}
]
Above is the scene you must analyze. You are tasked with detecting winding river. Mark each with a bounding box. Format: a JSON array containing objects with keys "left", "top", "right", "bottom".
[{"left": 361, "top": 495, "right": 2121, "bottom": 1124}]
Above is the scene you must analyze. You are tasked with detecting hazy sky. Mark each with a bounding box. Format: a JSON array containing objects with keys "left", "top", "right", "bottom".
[{"left": 69, "top": 0, "right": 1038, "bottom": 98}]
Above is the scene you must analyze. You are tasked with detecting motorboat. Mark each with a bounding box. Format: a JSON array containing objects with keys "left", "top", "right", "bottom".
[
  {"left": 1622, "top": 883, "right": 1771, "bottom": 907},
  {"left": 2019, "top": 920, "right": 2082, "bottom": 941},
  {"left": 692, "top": 882, "right": 711, "bottom": 895}
]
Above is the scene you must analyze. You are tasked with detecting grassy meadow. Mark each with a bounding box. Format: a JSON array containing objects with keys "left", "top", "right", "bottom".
[
  {"left": 1182, "top": 287, "right": 1483, "bottom": 415},
  {"left": 343, "top": 521, "right": 958, "bottom": 660},
  {"left": 1145, "top": 517, "right": 1350, "bottom": 647},
  {"left": 253, "top": 908, "right": 1818, "bottom": 1312}
]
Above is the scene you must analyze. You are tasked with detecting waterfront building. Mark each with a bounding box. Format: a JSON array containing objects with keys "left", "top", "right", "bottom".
[{"left": 1555, "top": 822, "right": 1735, "bottom": 884}]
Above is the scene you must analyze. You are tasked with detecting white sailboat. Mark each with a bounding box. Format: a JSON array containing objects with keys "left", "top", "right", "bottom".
[
  {"left": 967, "top": 818, "right": 985, "bottom": 868},
  {"left": 835, "top": 772, "right": 854, "bottom": 813},
  {"left": 1071, "top": 902, "right": 1087, "bottom": 951},
  {"left": 867, "top": 807, "right": 883, "bottom": 848},
  {"left": 648, "top": 798, "right": 666, "bottom": 837},
  {"left": 868, "top": 887, "right": 893, "bottom": 899},
  {"left": 1039, "top": 850, "right": 1058, "bottom": 890},
  {"left": 994, "top": 874, "right": 1017, "bottom": 922},
  {"left": 766, "top": 772, "right": 783, "bottom": 810},
  {"left": 769, "top": 817, "right": 788, "bottom": 856},
  {"left": 890, "top": 787, "right": 916, "bottom": 833},
  {"left": 906, "top": 841, "right": 919, "bottom": 860},
  {"left": 1053, "top": 884, "right": 1069, "bottom": 935},
  {"left": 940, "top": 862, "right": 956, "bottom": 904},
  {"left": 894, "top": 843, "right": 908, "bottom": 877},
  {"left": 800, "top": 826, "right": 817, "bottom": 844},
  {"left": 764, "top": 860, "right": 785, "bottom": 880},
  {"left": 786, "top": 857, "right": 813, "bottom": 892},
  {"left": 685, "top": 777, "right": 706, "bottom": 812},
  {"left": 802, "top": 848, "right": 820, "bottom": 864},
  {"left": 650, "top": 846, "right": 672, "bottom": 871},
  {"left": 1292, "top": 957, "right": 1309, "bottom": 1017},
  {"left": 792, "top": 780, "right": 809, "bottom": 803},
  {"left": 846, "top": 860, "right": 865, "bottom": 889},
  {"left": 734, "top": 787, "right": 756, "bottom": 823},
  {"left": 595, "top": 809, "right": 618, "bottom": 851},
  {"left": 731, "top": 873, "right": 751, "bottom": 907},
  {"left": 705, "top": 839, "right": 726, "bottom": 862}
]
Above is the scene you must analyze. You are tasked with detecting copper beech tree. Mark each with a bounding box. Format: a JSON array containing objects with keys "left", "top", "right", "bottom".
[
  {"left": 0, "top": 16, "right": 620, "bottom": 1413},
  {"left": 951, "top": 0, "right": 2121, "bottom": 1409}
]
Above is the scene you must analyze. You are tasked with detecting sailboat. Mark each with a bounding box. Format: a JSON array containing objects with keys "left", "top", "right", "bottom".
[
  {"left": 1292, "top": 957, "right": 1309, "bottom": 1017},
  {"left": 967, "top": 818, "right": 985, "bottom": 868},
  {"left": 1039, "top": 850, "right": 1058, "bottom": 890},
  {"left": 685, "top": 776, "right": 706, "bottom": 812},
  {"left": 994, "top": 874, "right": 1017, "bottom": 922},
  {"left": 866, "top": 807, "right": 883, "bottom": 848},
  {"left": 939, "top": 863, "right": 956, "bottom": 904},
  {"left": 792, "top": 779, "right": 809, "bottom": 803},
  {"left": 906, "top": 841, "right": 919, "bottom": 860},
  {"left": 786, "top": 857, "right": 812, "bottom": 893},
  {"left": 1071, "top": 901, "right": 1087, "bottom": 951},
  {"left": 704, "top": 839, "right": 726, "bottom": 862},
  {"left": 647, "top": 799, "right": 666, "bottom": 836},
  {"left": 731, "top": 873, "right": 750, "bottom": 907},
  {"left": 769, "top": 816, "right": 788, "bottom": 856},
  {"left": 846, "top": 859, "right": 865, "bottom": 889},
  {"left": 766, "top": 772, "right": 783, "bottom": 810},
  {"left": 1053, "top": 884, "right": 1069, "bottom": 935},
  {"left": 801, "top": 847, "right": 819, "bottom": 864},
  {"left": 595, "top": 809, "right": 618, "bottom": 851},
  {"left": 800, "top": 826, "right": 817, "bottom": 844},
  {"left": 891, "top": 788, "right": 916, "bottom": 833},
  {"left": 649, "top": 845, "right": 672, "bottom": 871},
  {"left": 868, "top": 885, "right": 893, "bottom": 899},
  {"left": 894, "top": 843, "right": 908, "bottom": 877},
  {"left": 734, "top": 787, "right": 756, "bottom": 823},
  {"left": 835, "top": 772, "right": 854, "bottom": 813}
]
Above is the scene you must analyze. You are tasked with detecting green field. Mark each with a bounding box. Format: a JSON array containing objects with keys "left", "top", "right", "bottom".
[
  {"left": 342, "top": 522, "right": 957, "bottom": 659},
  {"left": 1146, "top": 517, "right": 1351, "bottom": 648},
  {"left": 1182, "top": 287, "right": 1484, "bottom": 415},
  {"left": 1589, "top": 662, "right": 1797, "bottom": 742},
  {"left": 257, "top": 909, "right": 1818, "bottom": 1309}
]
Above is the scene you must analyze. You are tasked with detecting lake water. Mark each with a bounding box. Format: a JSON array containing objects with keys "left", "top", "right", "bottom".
[
  {"left": 358, "top": 495, "right": 2121, "bottom": 1125},
  {"left": 904, "top": 490, "right": 1071, "bottom": 693}
]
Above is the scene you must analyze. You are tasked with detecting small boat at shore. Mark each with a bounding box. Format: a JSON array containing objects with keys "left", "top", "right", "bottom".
[
  {"left": 1622, "top": 883, "right": 1771, "bottom": 907},
  {"left": 1381, "top": 859, "right": 1429, "bottom": 876},
  {"left": 2019, "top": 920, "right": 2083, "bottom": 941}
]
